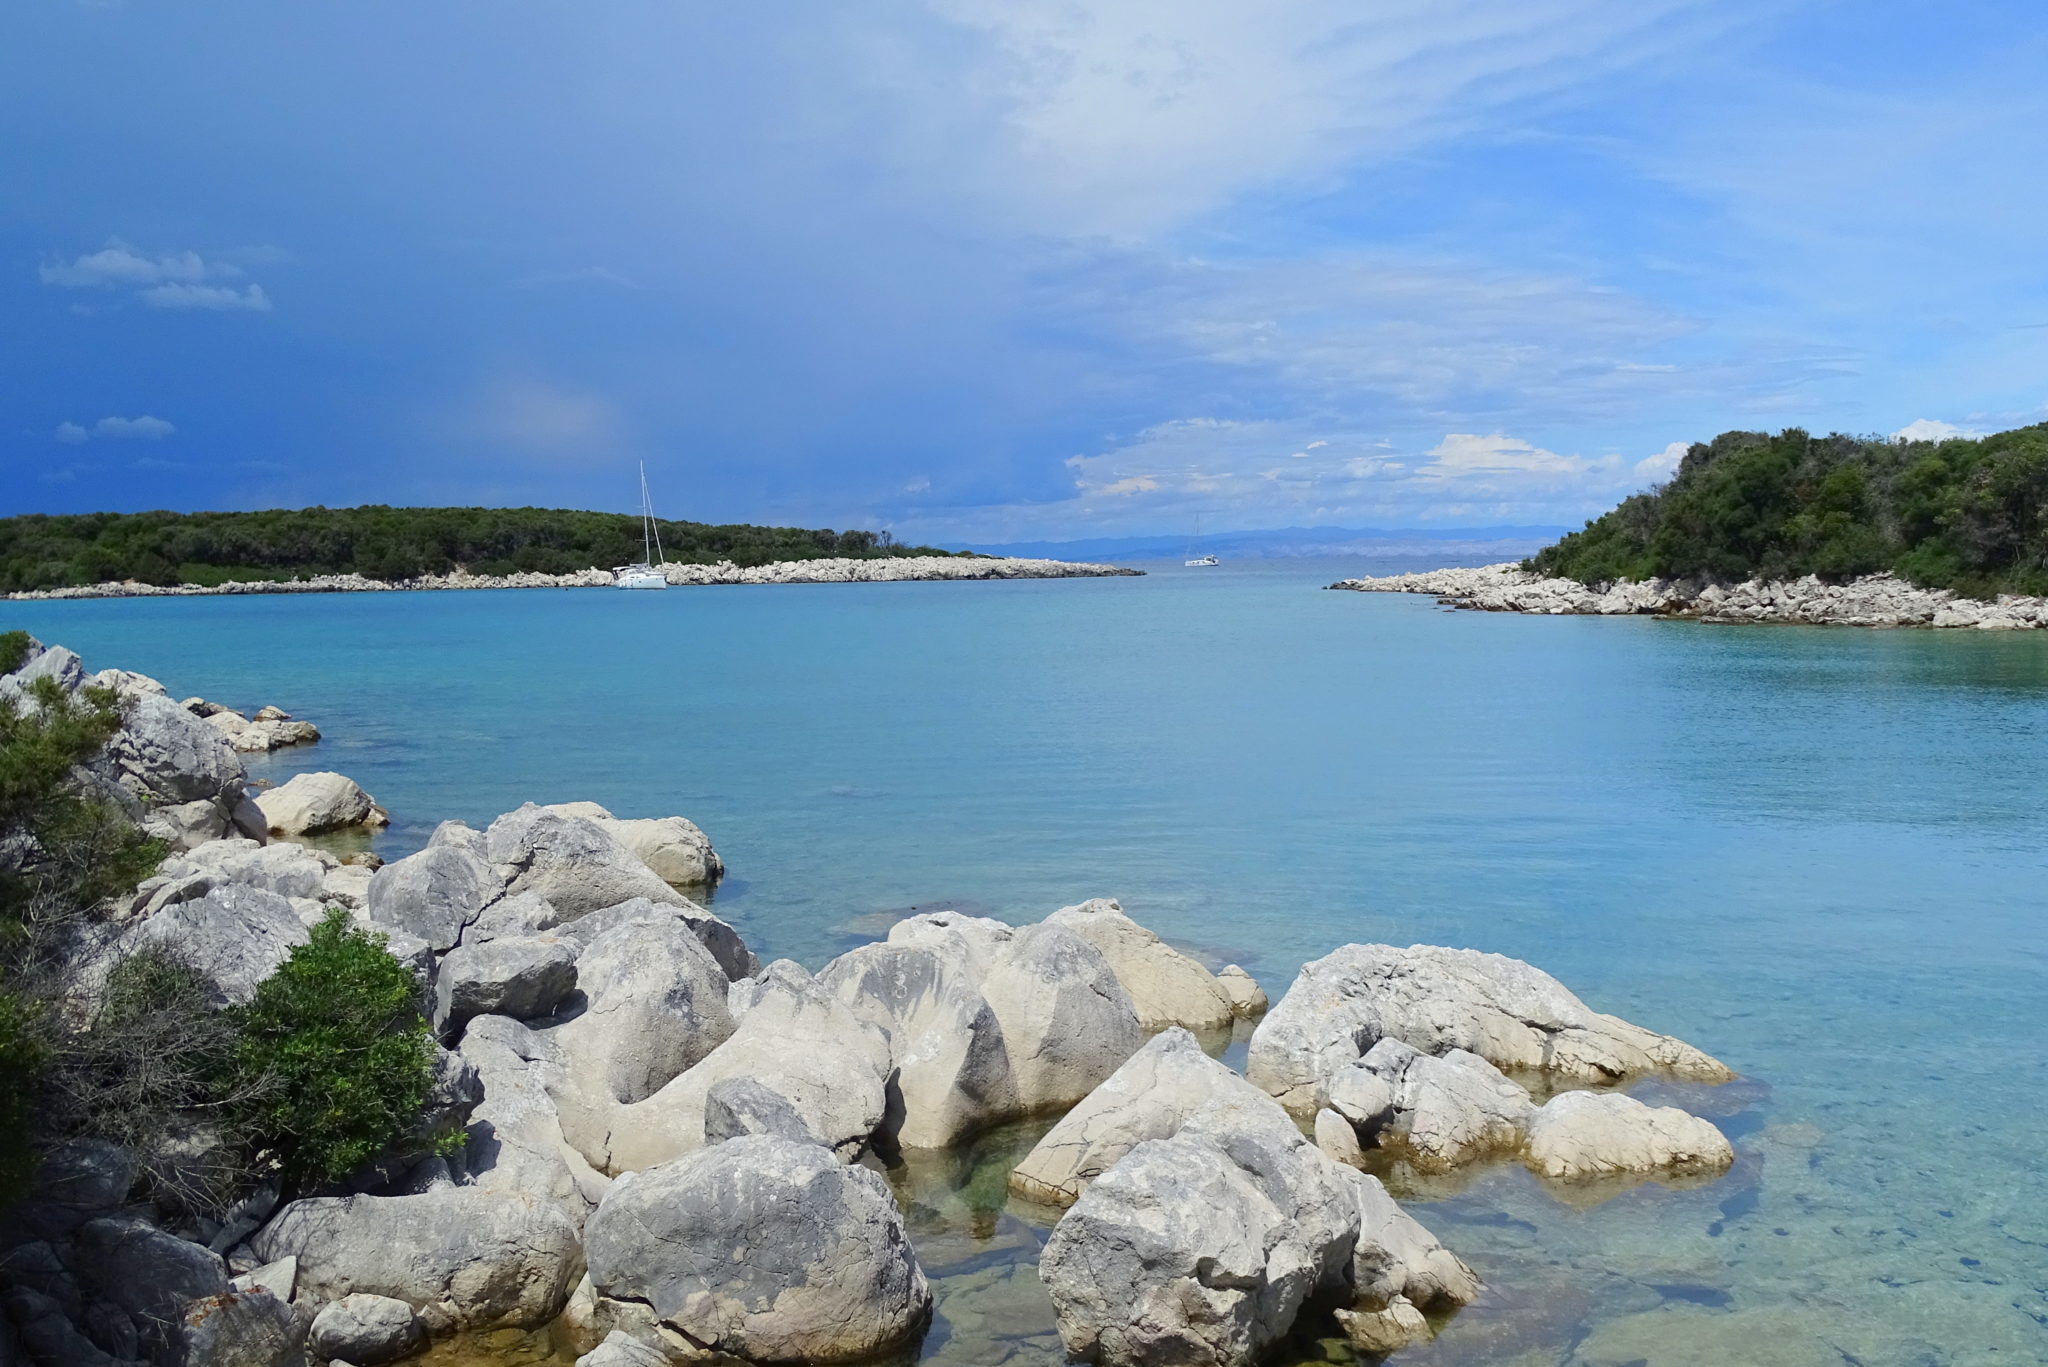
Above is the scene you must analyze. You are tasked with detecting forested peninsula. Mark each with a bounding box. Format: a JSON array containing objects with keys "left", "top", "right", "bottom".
[
  {"left": 0, "top": 505, "right": 957, "bottom": 594},
  {"left": 1529, "top": 421, "right": 2048, "bottom": 596}
]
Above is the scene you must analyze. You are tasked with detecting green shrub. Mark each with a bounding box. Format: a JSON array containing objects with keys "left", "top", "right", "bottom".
[
  {"left": 0, "top": 631, "right": 32, "bottom": 676},
  {"left": 223, "top": 910, "right": 438, "bottom": 1185},
  {"left": 0, "top": 989, "right": 46, "bottom": 1202}
]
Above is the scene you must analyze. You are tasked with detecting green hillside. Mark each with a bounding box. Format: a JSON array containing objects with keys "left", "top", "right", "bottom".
[
  {"left": 1528, "top": 422, "right": 2048, "bottom": 597},
  {"left": 0, "top": 505, "right": 958, "bottom": 593}
]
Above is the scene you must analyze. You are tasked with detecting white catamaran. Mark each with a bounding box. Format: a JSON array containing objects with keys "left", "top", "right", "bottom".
[
  {"left": 614, "top": 462, "right": 669, "bottom": 590},
  {"left": 1184, "top": 514, "right": 1219, "bottom": 567}
]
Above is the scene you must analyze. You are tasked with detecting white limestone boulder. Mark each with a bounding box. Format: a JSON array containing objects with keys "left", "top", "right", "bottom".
[
  {"left": 128, "top": 884, "right": 308, "bottom": 1007},
  {"left": 552, "top": 895, "right": 755, "bottom": 983},
  {"left": 1248, "top": 943, "right": 1731, "bottom": 1116},
  {"left": 979, "top": 923, "right": 1145, "bottom": 1114},
  {"left": 432, "top": 935, "right": 578, "bottom": 1038},
  {"left": 457, "top": 1016, "right": 609, "bottom": 1224},
  {"left": 582, "top": 1135, "right": 930, "bottom": 1365},
  {"left": 1045, "top": 897, "right": 1235, "bottom": 1032},
  {"left": 549, "top": 916, "right": 736, "bottom": 1106},
  {"left": 485, "top": 805, "right": 690, "bottom": 921},
  {"left": 254, "top": 771, "right": 387, "bottom": 836},
  {"left": 1523, "top": 1089, "right": 1734, "bottom": 1182},
  {"left": 885, "top": 910, "right": 1015, "bottom": 982},
  {"left": 308, "top": 1293, "right": 425, "bottom": 1365},
  {"left": 1338, "top": 1039, "right": 1535, "bottom": 1172},
  {"left": 1216, "top": 963, "right": 1269, "bottom": 1019},
  {"left": 367, "top": 845, "right": 500, "bottom": 952},
  {"left": 818, "top": 940, "right": 1014, "bottom": 1149},
  {"left": 1009, "top": 1027, "right": 1270, "bottom": 1207}
]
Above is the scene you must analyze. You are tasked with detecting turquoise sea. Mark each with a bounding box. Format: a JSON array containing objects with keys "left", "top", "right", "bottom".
[{"left": 12, "top": 559, "right": 2048, "bottom": 1366}]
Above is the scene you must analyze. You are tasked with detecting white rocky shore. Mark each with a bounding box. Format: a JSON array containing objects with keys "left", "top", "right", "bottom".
[
  {"left": 2, "top": 636, "right": 1745, "bottom": 1367},
  {"left": 1332, "top": 562, "right": 2048, "bottom": 629},
  {"left": 7, "top": 555, "right": 1140, "bottom": 602}
]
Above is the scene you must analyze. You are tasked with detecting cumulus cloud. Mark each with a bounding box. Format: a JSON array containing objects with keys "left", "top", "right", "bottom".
[
  {"left": 39, "top": 238, "right": 273, "bottom": 312},
  {"left": 54, "top": 415, "right": 177, "bottom": 444},
  {"left": 1892, "top": 418, "right": 1982, "bottom": 442}
]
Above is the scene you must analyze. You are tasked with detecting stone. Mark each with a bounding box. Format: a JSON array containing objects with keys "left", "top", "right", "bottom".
[
  {"left": 818, "top": 940, "right": 1014, "bottom": 1149},
  {"left": 885, "top": 909, "right": 1015, "bottom": 982},
  {"left": 1045, "top": 897, "right": 1235, "bottom": 1032},
  {"left": 1009, "top": 1027, "right": 1270, "bottom": 1207},
  {"left": 105, "top": 692, "right": 247, "bottom": 806},
  {"left": 1522, "top": 1089, "right": 1734, "bottom": 1182},
  {"left": 979, "top": 923, "right": 1145, "bottom": 1113},
  {"left": 174, "top": 840, "right": 325, "bottom": 901},
  {"left": 1346, "top": 1169, "right": 1480, "bottom": 1313},
  {"left": 432, "top": 935, "right": 578, "bottom": 1037},
  {"left": 582, "top": 961, "right": 890, "bottom": 1175},
  {"left": 308, "top": 1293, "right": 425, "bottom": 1365},
  {"left": 252, "top": 705, "right": 289, "bottom": 722},
  {"left": 457, "top": 1016, "right": 610, "bottom": 1223},
  {"left": 1348, "top": 1039, "right": 1535, "bottom": 1172},
  {"left": 129, "top": 884, "right": 309, "bottom": 1007},
  {"left": 1321, "top": 1060, "right": 1397, "bottom": 1132},
  {"left": 91, "top": 666, "right": 167, "bottom": 699},
  {"left": 253, "top": 771, "right": 386, "bottom": 836},
  {"left": 603, "top": 815, "right": 723, "bottom": 887},
  {"left": 551, "top": 896, "right": 754, "bottom": 982},
  {"left": 462, "top": 890, "right": 561, "bottom": 944},
  {"left": 142, "top": 798, "right": 235, "bottom": 852},
  {"left": 1315, "top": 1108, "right": 1364, "bottom": 1165},
  {"left": 366, "top": 845, "right": 499, "bottom": 952},
  {"left": 74, "top": 1215, "right": 230, "bottom": 1331},
  {"left": 583, "top": 1135, "right": 931, "bottom": 1364},
  {"left": 1216, "top": 963, "right": 1268, "bottom": 1019},
  {"left": 248, "top": 1186, "right": 581, "bottom": 1335},
  {"left": 484, "top": 805, "right": 692, "bottom": 920},
  {"left": 702, "top": 1076, "right": 825, "bottom": 1147},
  {"left": 427, "top": 818, "right": 487, "bottom": 857},
  {"left": 576, "top": 1330, "right": 673, "bottom": 1366},
  {"left": 230, "top": 1258, "right": 297, "bottom": 1302},
  {"left": 1038, "top": 1094, "right": 1359, "bottom": 1367},
  {"left": 176, "top": 1288, "right": 311, "bottom": 1367},
  {"left": 1247, "top": 942, "right": 1731, "bottom": 1115},
  {"left": 550, "top": 916, "right": 735, "bottom": 1106},
  {"left": 320, "top": 863, "right": 374, "bottom": 909},
  {"left": 35, "top": 1139, "right": 137, "bottom": 1209}
]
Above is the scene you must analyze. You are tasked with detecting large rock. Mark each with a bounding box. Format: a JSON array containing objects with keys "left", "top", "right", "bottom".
[
  {"left": 1346, "top": 1170, "right": 1480, "bottom": 1315},
  {"left": 74, "top": 1215, "right": 230, "bottom": 1332},
  {"left": 367, "top": 845, "right": 499, "bottom": 952},
  {"left": 170, "top": 840, "right": 324, "bottom": 901},
  {"left": 1039, "top": 1094, "right": 1358, "bottom": 1367},
  {"left": 583, "top": 1136, "right": 930, "bottom": 1364},
  {"left": 1522, "top": 1089, "right": 1734, "bottom": 1182},
  {"left": 484, "top": 805, "right": 691, "bottom": 921},
  {"left": 576, "top": 1331, "right": 672, "bottom": 1367},
  {"left": 253, "top": 771, "right": 386, "bottom": 836},
  {"left": 552, "top": 896, "right": 754, "bottom": 983},
  {"left": 458, "top": 1016, "right": 610, "bottom": 1223},
  {"left": 579, "top": 962, "right": 890, "bottom": 1175},
  {"left": 1009, "top": 1027, "right": 1270, "bottom": 1207},
  {"left": 818, "top": 941, "right": 1013, "bottom": 1149},
  {"left": 308, "top": 1293, "right": 425, "bottom": 1365},
  {"left": 248, "top": 1187, "right": 582, "bottom": 1335},
  {"left": 548, "top": 916, "right": 735, "bottom": 1105},
  {"left": 129, "top": 884, "right": 309, "bottom": 1007},
  {"left": 1247, "top": 943, "right": 1731, "bottom": 1115},
  {"left": 433, "top": 935, "right": 578, "bottom": 1038},
  {"left": 176, "top": 1287, "right": 311, "bottom": 1367},
  {"left": 605, "top": 815, "right": 723, "bottom": 888},
  {"left": 1332, "top": 1039, "right": 1535, "bottom": 1172},
  {"left": 104, "top": 692, "right": 247, "bottom": 807},
  {"left": 979, "top": 923, "right": 1145, "bottom": 1114},
  {"left": 1046, "top": 898, "right": 1235, "bottom": 1032},
  {"left": 884, "top": 910, "right": 1015, "bottom": 982}
]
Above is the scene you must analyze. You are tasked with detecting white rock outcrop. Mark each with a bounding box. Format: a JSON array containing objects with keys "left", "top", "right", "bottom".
[
  {"left": 1045, "top": 897, "right": 1235, "bottom": 1032},
  {"left": 1522, "top": 1089, "right": 1734, "bottom": 1182},
  {"left": 253, "top": 771, "right": 387, "bottom": 836}
]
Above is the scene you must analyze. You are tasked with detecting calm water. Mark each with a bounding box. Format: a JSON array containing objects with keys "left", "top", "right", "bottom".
[{"left": 13, "top": 559, "right": 2048, "bottom": 1366}]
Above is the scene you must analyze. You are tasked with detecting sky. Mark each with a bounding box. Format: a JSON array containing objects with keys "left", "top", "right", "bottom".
[{"left": 4, "top": 1, "right": 2047, "bottom": 543}]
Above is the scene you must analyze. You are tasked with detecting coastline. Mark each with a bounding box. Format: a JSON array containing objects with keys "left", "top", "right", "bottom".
[
  {"left": 4, "top": 554, "right": 1142, "bottom": 602},
  {"left": 1331, "top": 562, "right": 2048, "bottom": 629}
]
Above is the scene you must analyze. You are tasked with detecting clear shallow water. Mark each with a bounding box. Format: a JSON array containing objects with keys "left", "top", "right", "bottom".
[{"left": 12, "top": 558, "right": 2048, "bottom": 1366}]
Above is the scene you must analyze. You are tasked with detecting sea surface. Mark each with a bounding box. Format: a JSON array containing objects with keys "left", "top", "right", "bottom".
[{"left": 12, "top": 558, "right": 2047, "bottom": 1366}]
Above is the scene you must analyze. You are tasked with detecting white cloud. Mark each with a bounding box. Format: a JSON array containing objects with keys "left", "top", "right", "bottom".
[
  {"left": 54, "top": 415, "right": 177, "bottom": 443},
  {"left": 138, "top": 282, "right": 273, "bottom": 312},
  {"left": 1634, "top": 440, "right": 1688, "bottom": 483},
  {"left": 441, "top": 377, "right": 624, "bottom": 461},
  {"left": 39, "top": 238, "right": 273, "bottom": 312},
  {"left": 1891, "top": 418, "right": 1982, "bottom": 443},
  {"left": 1418, "top": 433, "right": 1591, "bottom": 478}
]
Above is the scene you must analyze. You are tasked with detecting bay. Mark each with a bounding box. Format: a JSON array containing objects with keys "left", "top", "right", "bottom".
[{"left": 12, "top": 557, "right": 2046, "bottom": 1365}]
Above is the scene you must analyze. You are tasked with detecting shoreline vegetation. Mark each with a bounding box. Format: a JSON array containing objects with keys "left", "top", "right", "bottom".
[
  {"left": 5, "top": 555, "right": 1142, "bottom": 601},
  {"left": 1, "top": 633, "right": 1742, "bottom": 1367}
]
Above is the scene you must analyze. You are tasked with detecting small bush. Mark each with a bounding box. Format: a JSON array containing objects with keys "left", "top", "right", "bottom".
[
  {"left": 223, "top": 910, "right": 438, "bottom": 1185},
  {"left": 0, "top": 631, "right": 32, "bottom": 676},
  {"left": 0, "top": 989, "right": 46, "bottom": 1202}
]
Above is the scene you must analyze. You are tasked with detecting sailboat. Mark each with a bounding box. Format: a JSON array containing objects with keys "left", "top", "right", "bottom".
[
  {"left": 1184, "top": 513, "right": 1219, "bottom": 567},
  {"left": 614, "top": 462, "right": 670, "bottom": 590}
]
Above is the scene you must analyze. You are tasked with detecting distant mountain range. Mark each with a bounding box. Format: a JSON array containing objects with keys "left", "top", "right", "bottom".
[{"left": 961, "top": 524, "right": 1568, "bottom": 562}]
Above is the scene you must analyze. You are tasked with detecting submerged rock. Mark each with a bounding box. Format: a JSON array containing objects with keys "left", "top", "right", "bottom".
[
  {"left": 1247, "top": 942, "right": 1730, "bottom": 1116},
  {"left": 582, "top": 1135, "right": 931, "bottom": 1364}
]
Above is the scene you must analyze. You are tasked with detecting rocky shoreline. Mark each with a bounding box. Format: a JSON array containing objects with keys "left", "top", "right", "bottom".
[
  {"left": 5, "top": 555, "right": 1142, "bottom": 602},
  {"left": 3, "top": 636, "right": 1745, "bottom": 1367},
  {"left": 1331, "top": 562, "right": 2048, "bottom": 629}
]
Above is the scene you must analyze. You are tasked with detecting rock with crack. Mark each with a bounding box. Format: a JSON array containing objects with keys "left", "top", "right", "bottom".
[
  {"left": 1522, "top": 1089, "right": 1734, "bottom": 1182},
  {"left": 367, "top": 844, "right": 501, "bottom": 952},
  {"left": 1044, "top": 897, "right": 1235, "bottom": 1032},
  {"left": 1330, "top": 1039, "right": 1535, "bottom": 1173},
  {"left": 248, "top": 1186, "right": 582, "bottom": 1335},
  {"left": 551, "top": 895, "right": 754, "bottom": 984},
  {"left": 582, "top": 1135, "right": 931, "bottom": 1365},
  {"left": 1038, "top": 1093, "right": 1359, "bottom": 1367},
  {"left": 572, "top": 961, "right": 891, "bottom": 1175},
  {"left": 978, "top": 923, "right": 1145, "bottom": 1114},
  {"left": 547, "top": 915, "right": 736, "bottom": 1107},
  {"left": 458, "top": 1015, "right": 610, "bottom": 1225},
  {"left": 817, "top": 940, "right": 1014, "bottom": 1149},
  {"left": 1009, "top": 1026, "right": 1270, "bottom": 1207},
  {"left": 484, "top": 805, "right": 697, "bottom": 921},
  {"left": 1247, "top": 943, "right": 1731, "bottom": 1116}
]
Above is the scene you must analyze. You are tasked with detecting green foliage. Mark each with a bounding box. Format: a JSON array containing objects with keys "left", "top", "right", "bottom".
[
  {"left": 1528, "top": 423, "right": 2048, "bottom": 596},
  {"left": 0, "top": 632, "right": 32, "bottom": 675},
  {"left": 0, "top": 505, "right": 960, "bottom": 592},
  {"left": 223, "top": 910, "right": 437, "bottom": 1185},
  {"left": 0, "top": 989, "right": 46, "bottom": 1202}
]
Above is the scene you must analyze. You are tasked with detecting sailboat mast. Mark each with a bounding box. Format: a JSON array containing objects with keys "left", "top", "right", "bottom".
[{"left": 639, "top": 462, "right": 655, "bottom": 565}]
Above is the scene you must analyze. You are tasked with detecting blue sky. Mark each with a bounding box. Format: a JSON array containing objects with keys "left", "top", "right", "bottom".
[{"left": 5, "top": 1, "right": 2046, "bottom": 541}]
